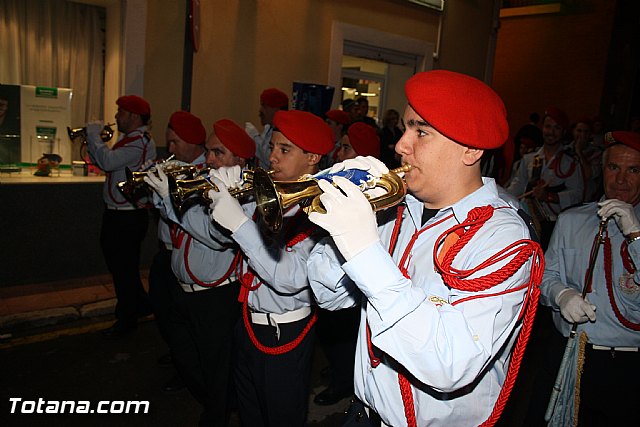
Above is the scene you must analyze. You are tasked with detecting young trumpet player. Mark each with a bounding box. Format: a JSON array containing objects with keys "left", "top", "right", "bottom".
[
  {"left": 145, "top": 114, "right": 255, "bottom": 426},
  {"left": 85, "top": 95, "right": 156, "bottom": 338},
  {"left": 306, "top": 70, "right": 544, "bottom": 426},
  {"left": 206, "top": 110, "right": 341, "bottom": 426}
]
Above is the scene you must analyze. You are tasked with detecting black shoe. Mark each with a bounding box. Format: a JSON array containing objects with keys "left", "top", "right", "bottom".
[
  {"left": 157, "top": 353, "right": 173, "bottom": 368},
  {"left": 162, "top": 374, "right": 186, "bottom": 393},
  {"left": 313, "top": 386, "right": 353, "bottom": 406},
  {"left": 101, "top": 321, "right": 137, "bottom": 339}
]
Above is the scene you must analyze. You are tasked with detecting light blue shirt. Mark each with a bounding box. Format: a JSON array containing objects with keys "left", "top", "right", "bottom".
[
  {"left": 209, "top": 202, "right": 324, "bottom": 315},
  {"left": 308, "top": 178, "right": 535, "bottom": 426},
  {"left": 165, "top": 204, "right": 237, "bottom": 285},
  {"left": 540, "top": 201, "right": 640, "bottom": 347},
  {"left": 87, "top": 126, "right": 156, "bottom": 208}
]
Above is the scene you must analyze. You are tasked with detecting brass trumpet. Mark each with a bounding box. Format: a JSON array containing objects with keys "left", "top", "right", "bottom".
[
  {"left": 67, "top": 123, "right": 115, "bottom": 144},
  {"left": 169, "top": 170, "right": 258, "bottom": 217},
  {"left": 253, "top": 164, "right": 411, "bottom": 232},
  {"left": 117, "top": 157, "right": 205, "bottom": 201}
]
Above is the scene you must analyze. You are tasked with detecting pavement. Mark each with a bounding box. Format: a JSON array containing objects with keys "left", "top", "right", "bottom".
[{"left": 0, "top": 273, "right": 350, "bottom": 426}]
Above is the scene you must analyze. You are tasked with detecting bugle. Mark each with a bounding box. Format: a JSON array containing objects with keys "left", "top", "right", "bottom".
[
  {"left": 117, "top": 156, "right": 205, "bottom": 201},
  {"left": 169, "top": 169, "right": 258, "bottom": 217},
  {"left": 253, "top": 164, "right": 411, "bottom": 232},
  {"left": 67, "top": 123, "right": 115, "bottom": 144}
]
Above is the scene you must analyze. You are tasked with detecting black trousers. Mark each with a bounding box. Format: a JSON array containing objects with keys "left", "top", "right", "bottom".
[
  {"left": 100, "top": 208, "right": 149, "bottom": 325},
  {"left": 316, "top": 306, "right": 360, "bottom": 391},
  {"left": 523, "top": 325, "right": 640, "bottom": 426},
  {"left": 148, "top": 246, "right": 177, "bottom": 344},
  {"left": 165, "top": 281, "right": 240, "bottom": 427},
  {"left": 233, "top": 312, "right": 316, "bottom": 427}
]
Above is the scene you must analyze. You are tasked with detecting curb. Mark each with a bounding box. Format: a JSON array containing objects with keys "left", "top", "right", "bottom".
[{"left": 0, "top": 298, "right": 117, "bottom": 334}]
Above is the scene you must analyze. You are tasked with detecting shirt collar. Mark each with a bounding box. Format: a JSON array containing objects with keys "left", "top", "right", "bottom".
[{"left": 404, "top": 178, "right": 502, "bottom": 228}]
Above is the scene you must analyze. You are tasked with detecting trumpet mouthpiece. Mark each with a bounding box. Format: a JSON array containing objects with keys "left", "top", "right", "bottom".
[{"left": 390, "top": 163, "right": 411, "bottom": 176}]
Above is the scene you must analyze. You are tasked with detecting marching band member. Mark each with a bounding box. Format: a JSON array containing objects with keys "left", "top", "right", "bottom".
[
  {"left": 307, "top": 70, "right": 543, "bottom": 426},
  {"left": 86, "top": 95, "right": 156, "bottom": 337},
  {"left": 529, "top": 131, "right": 640, "bottom": 426},
  {"left": 207, "top": 110, "right": 333, "bottom": 426},
  {"left": 507, "top": 106, "right": 584, "bottom": 250},
  {"left": 145, "top": 116, "right": 255, "bottom": 426}
]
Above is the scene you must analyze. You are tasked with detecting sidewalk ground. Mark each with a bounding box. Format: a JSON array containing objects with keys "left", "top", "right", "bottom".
[{"left": 0, "top": 273, "right": 349, "bottom": 426}]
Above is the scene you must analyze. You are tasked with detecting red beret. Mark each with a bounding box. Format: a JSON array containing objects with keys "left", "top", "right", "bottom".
[
  {"left": 273, "top": 110, "right": 334, "bottom": 155},
  {"left": 544, "top": 106, "right": 569, "bottom": 130},
  {"left": 260, "top": 88, "right": 289, "bottom": 109},
  {"left": 405, "top": 70, "right": 508, "bottom": 149},
  {"left": 116, "top": 95, "right": 150, "bottom": 116},
  {"left": 213, "top": 119, "right": 256, "bottom": 159},
  {"left": 326, "top": 109, "right": 351, "bottom": 125},
  {"left": 169, "top": 111, "right": 206, "bottom": 145},
  {"left": 604, "top": 131, "right": 640, "bottom": 153},
  {"left": 348, "top": 122, "right": 380, "bottom": 158}
]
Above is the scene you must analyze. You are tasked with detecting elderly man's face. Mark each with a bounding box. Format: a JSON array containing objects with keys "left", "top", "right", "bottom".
[{"left": 603, "top": 144, "right": 640, "bottom": 205}]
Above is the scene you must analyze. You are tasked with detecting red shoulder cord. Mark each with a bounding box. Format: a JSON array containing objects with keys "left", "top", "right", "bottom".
[
  {"left": 238, "top": 209, "right": 319, "bottom": 355},
  {"left": 603, "top": 231, "right": 640, "bottom": 331},
  {"left": 548, "top": 149, "right": 577, "bottom": 179},
  {"left": 106, "top": 131, "right": 151, "bottom": 207},
  {"left": 370, "top": 204, "right": 544, "bottom": 427},
  {"left": 182, "top": 234, "right": 241, "bottom": 287}
]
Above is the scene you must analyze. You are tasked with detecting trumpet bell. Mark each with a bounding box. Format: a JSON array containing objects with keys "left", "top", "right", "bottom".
[
  {"left": 67, "top": 126, "right": 86, "bottom": 141},
  {"left": 117, "top": 167, "right": 144, "bottom": 201},
  {"left": 254, "top": 168, "right": 322, "bottom": 233}
]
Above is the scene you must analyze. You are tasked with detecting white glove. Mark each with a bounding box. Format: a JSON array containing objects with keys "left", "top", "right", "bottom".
[
  {"left": 245, "top": 122, "right": 260, "bottom": 138},
  {"left": 208, "top": 165, "right": 243, "bottom": 189},
  {"left": 556, "top": 288, "right": 596, "bottom": 323},
  {"left": 598, "top": 199, "right": 640, "bottom": 236},
  {"left": 329, "top": 155, "right": 389, "bottom": 178},
  {"left": 208, "top": 177, "right": 249, "bottom": 233},
  {"left": 86, "top": 120, "right": 104, "bottom": 142},
  {"left": 143, "top": 167, "right": 170, "bottom": 199},
  {"left": 308, "top": 176, "right": 380, "bottom": 261}
]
